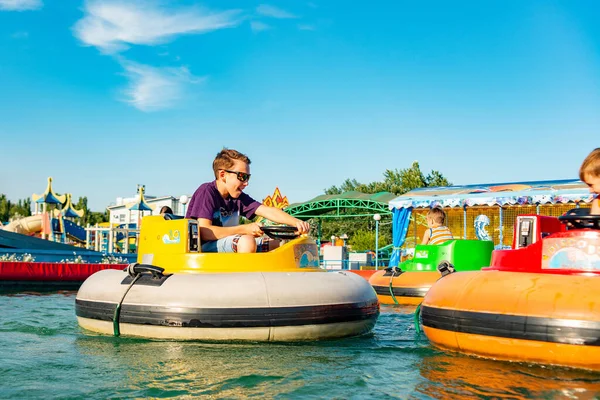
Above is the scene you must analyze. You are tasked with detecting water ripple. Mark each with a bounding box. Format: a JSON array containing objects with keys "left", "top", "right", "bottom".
[{"left": 1, "top": 292, "right": 599, "bottom": 399}]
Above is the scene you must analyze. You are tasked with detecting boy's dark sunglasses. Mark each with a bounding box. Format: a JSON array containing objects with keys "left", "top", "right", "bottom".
[{"left": 224, "top": 170, "right": 251, "bottom": 182}]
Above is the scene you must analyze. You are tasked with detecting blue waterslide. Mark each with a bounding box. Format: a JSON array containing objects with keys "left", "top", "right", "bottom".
[{"left": 62, "top": 219, "right": 86, "bottom": 242}]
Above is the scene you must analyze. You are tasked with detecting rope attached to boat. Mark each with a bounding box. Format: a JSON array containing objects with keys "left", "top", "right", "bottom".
[
  {"left": 414, "top": 303, "right": 422, "bottom": 334},
  {"left": 388, "top": 272, "right": 399, "bottom": 305},
  {"left": 113, "top": 263, "right": 166, "bottom": 337},
  {"left": 384, "top": 266, "right": 402, "bottom": 305},
  {"left": 113, "top": 264, "right": 142, "bottom": 337}
]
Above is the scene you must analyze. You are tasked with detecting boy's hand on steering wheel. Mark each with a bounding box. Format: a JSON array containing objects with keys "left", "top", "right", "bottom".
[
  {"left": 245, "top": 222, "right": 264, "bottom": 237},
  {"left": 295, "top": 220, "right": 310, "bottom": 235}
]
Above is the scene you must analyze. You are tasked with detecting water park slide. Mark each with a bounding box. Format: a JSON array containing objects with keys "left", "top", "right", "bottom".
[
  {"left": 63, "top": 219, "right": 86, "bottom": 243},
  {"left": 0, "top": 229, "right": 84, "bottom": 251},
  {"left": 2, "top": 215, "right": 86, "bottom": 243},
  {"left": 2, "top": 215, "right": 42, "bottom": 235}
]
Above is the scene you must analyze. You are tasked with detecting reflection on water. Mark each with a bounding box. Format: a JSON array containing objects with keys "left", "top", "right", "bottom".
[
  {"left": 0, "top": 288, "right": 77, "bottom": 297},
  {"left": 381, "top": 304, "right": 418, "bottom": 315},
  {"left": 75, "top": 338, "right": 343, "bottom": 398},
  {"left": 73, "top": 320, "right": 423, "bottom": 398},
  {"left": 415, "top": 350, "right": 600, "bottom": 399},
  {"left": 1, "top": 292, "right": 600, "bottom": 399}
]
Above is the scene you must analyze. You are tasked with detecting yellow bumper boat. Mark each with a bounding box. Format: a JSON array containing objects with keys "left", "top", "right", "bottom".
[{"left": 76, "top": 215, "right": 379, "bottom": 341}]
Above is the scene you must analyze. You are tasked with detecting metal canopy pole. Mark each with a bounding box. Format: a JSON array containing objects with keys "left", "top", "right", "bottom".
[
  {"left": 463, "top": 205, "right": 467, "bottom": 239},
  {"left": 499, "top": 206, "right": 504, "bottom": 247}
]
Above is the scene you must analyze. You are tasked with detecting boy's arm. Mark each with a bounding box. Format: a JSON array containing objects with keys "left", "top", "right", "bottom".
[
  {"left": 421, "top": 229, "right": 431, "bottom": 245},
  {"left": 254, "top": 205, "right": 310, "bottom": 234},
  {"left": 591, "top": 198, "right": 600, "bottom": 215},
  {"left": 196, "top": 218, "right": 262, "bottom": 241}
]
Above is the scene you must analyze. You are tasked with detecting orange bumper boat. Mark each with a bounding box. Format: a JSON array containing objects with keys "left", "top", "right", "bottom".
[
  {"left": 420, "top": 212, "right": 600, "bottom": 370},
  {"left": 369, "top": 240, "right": 493, "bottom": 305}
]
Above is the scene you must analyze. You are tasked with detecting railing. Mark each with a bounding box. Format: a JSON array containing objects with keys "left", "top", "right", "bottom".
[{"left": 320, "top": 258, "right": 390, "bottom": 270}]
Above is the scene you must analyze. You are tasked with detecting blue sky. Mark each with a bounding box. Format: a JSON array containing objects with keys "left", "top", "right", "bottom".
[{"left": 1, "top": 0, "right": 599, "bottom": 211}]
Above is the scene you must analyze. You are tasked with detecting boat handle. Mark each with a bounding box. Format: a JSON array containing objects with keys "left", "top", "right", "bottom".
[
  {"left": 126, "top": 263, "right": 165, "bottom": 279},
  {"left": 437, "top": 260, "right": 455, "bottom": 277}
]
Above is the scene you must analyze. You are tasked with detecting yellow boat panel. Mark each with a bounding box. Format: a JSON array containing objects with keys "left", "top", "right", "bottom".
[{"left": 136, "top": 215, "right": 322, "bottom": 274}]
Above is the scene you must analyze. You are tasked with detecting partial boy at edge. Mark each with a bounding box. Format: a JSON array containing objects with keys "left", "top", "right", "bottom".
[{"left": 580, "top": 148, "right": 600, "bottom": 215}]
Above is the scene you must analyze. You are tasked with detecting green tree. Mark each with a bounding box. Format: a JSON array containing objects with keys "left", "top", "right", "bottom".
[
  {"left": 348, "top": 228, "right": 392, "bottom": 252},
  {"left": 75, "top": 196, "right": 91, "bottom": 226},
  {"left": 70, "top": 196, "right": 109, "bottom": 226},
  {"left": 317, "top": 161, "right": 451, "bottom": 248},
  {"left": 425, "top": 169, "right": 451, "bottom": 187},
  {"left": 324, "top": 178, "right": 363, "bottom": 195},
  {"left": 11, "top": 198, "right": 32, "bottom": 218},
  {"left": 0, "top": 195, "right": 32, "bottom": 222},
  {"left": 324, "top": 161, "right": 450, "bottom": 197},
  {"left": 0, "top": 195, "right": 11, "bottom": 222},
  {"left": 86, "top": 210, "right": 109, "bottom": 225}
]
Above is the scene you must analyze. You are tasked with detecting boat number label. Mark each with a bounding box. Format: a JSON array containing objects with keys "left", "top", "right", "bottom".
[
  {"left": 415, "top": 250, "right": 429, "bottom": 259},
  {"left": 542, "top": 236, "right": 600, "bottom": 270},
  {"left": 162, "top": 230, "right": 181, "bottom": 245}
]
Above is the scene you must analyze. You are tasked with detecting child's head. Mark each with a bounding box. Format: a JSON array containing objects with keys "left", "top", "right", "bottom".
[
  {"left": 160, "top": 206, "right": 173, "bottom": 215},
  {"left": 213, "top": 148, "right": 252, "bottom": 198},
  {"left": 213, "top": 148, "right": 251, "bottom": 178},
  {"left": 426, "top": 207, "right": 446, "bottom": 227},
  {"left": 580, "top": 148, "right": 600, "bottom": 194}
]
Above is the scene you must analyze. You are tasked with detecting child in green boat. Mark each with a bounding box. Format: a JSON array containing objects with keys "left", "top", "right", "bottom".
[{"left": 421, "top": 207, "right": 453, "bottom": 245}]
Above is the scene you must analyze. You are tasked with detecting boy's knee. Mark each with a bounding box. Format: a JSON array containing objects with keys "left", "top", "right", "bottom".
[{"left": 236, "top": 235, "right": 257, "bottom": 253}]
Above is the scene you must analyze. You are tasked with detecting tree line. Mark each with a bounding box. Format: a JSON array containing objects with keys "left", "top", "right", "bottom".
[
  {"left": 316, "top": 161, "right": 451, "bottom": 252},
  {"left": 0, "top": 194, "right": 108, "bottom": 226}
]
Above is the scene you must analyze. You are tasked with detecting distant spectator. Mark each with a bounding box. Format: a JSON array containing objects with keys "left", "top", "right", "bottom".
[
  {"left": 421, "top": 207, "right": 453, "bottom": 245},
  {"left": 160, "top": 206, "right": 173, "bottom": 215}
]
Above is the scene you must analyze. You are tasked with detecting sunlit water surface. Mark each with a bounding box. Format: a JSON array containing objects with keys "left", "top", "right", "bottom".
[{"left": 2, "top": 292, "right": 600, "bottom": 399}]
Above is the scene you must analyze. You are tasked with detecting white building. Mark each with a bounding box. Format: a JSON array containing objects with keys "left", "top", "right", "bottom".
[{"left": 107, "top": 194, "right": 191, "bottom": 225}]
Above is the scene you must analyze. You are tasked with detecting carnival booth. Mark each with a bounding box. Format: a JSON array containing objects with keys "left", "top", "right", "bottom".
[{"left": 386, "top": 179, "right": 596, "bottom": 268}]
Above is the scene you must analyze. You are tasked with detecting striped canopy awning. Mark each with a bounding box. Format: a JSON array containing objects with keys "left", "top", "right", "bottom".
[{"left": 389, "top": 179, "right": 593, "bottom": 209}]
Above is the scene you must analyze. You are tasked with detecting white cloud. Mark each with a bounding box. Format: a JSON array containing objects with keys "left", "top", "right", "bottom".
[
  {"left": 250, "top": 21, "right": 270, "bottom": 32},
  {"left": 256, "top": 4, "right": 296, "bottom": 19},
  {"left": 120, "top": 61, "right": 204, "bottom": 112},
  {"left": 0, "top": 0, "right": 42, "bottom": 11},
  {"left": 74, "top": 0, "right": 242, "bottom": 53},
  {"left": 298, "top": 24, "right": 315, "bottom": 31}
]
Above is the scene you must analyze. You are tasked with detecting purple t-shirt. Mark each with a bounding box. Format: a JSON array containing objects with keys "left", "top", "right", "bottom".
[{"left": 185, "top": 181, "right": 261, "bottom": 227}]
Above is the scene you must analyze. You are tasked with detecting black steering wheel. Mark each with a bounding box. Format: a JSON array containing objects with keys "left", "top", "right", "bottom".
[
  {"left": 558, "top": 208, "right": 600, "bottom": 230},
  {"left": 261, "top": 225, "right": 300, "bottom": 240}
]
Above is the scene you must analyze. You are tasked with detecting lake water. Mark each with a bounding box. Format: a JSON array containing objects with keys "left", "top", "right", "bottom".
[{"left": 2, "top": 291, "right": 600, "bottom": 399}]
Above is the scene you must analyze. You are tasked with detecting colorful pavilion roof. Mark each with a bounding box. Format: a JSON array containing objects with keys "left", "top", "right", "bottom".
[
  {"left": 32, "top": 177, "right": 66, "bottom": 205},
  {"left": 62, "top": 194, "right": 84, "bottom": 218},
  {"left": 128, "top": 185, "right": 154, "bottom": 212},
  {"left": 389, "top": 179, "right": 594, "bottom": 209}
]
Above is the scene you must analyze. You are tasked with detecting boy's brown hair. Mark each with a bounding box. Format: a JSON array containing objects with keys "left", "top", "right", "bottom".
[
  {"left": 212, "top": 148, "right": 251, "bottom": 178},
  {"left": 579, "top": 148, "right": 600, "bottom": 181},
  {"left": 427, "top": 207, "right": 446, "bottom": 225}
]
